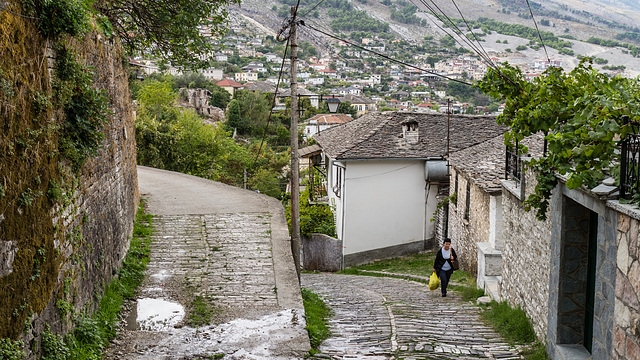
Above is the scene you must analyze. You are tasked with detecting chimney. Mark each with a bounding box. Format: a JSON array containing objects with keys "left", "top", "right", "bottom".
[{"left": 403, "top": 121, "right": 419, "bottom": 145}]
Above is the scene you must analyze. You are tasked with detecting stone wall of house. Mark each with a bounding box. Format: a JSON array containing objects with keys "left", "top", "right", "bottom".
[
  {"left": 447, "top": 170, "right": 491, "bottom": 276},
  {"left": 613, "top": 211, "right": 640, "bottom": 359},
  {"left": 500, "top": 171, "right": 552, "bottom": 339}
]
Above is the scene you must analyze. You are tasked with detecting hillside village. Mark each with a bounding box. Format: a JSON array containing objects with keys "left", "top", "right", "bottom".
[{"left": 129, "top": 23, "right": 578, "bottom": 116}]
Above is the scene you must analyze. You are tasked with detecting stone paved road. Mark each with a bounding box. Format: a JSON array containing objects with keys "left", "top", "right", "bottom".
[
  {"left": 302, "top": 273, "right": 522, "bottom": 360},
  {"left": 104, "top": 166, "right": 309, "bottom": 360}
]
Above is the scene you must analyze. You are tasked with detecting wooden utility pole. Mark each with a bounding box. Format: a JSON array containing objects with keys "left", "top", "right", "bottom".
[{"left": 289, "top": 7, "right": 301, "bottom": 281}]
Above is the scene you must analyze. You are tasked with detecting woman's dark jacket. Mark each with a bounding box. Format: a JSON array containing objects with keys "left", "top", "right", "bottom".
[{"left": 434, "top": 247, "right": 457, "bottom": 272}]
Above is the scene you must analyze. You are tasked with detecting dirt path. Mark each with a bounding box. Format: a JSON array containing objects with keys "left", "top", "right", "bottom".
[{"left": 104, "top": 166, "right": 309, "bottom": 360}]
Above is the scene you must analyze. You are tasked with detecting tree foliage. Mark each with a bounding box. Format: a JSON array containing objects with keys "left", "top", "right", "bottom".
[
  {"left": 134, "top": 79, "right": 288, "bottom": 196},
  {"left": 478, "top": 59, "right": 640, "bottom": 220},
  {"left": 94, "top": 0, "right": 240, "bottom": 68}
]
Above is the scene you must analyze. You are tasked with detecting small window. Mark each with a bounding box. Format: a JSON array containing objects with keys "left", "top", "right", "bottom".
[
  {"left": 454, "top": 172, "right": 458, "bottom": 204},
  {"left": 464, "top": 181, "right": 471, "bottom": 220}
]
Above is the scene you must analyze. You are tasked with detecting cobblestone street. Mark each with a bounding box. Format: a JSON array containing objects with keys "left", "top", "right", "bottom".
[{"left": 302, "top": 273, "right": 522, "bottom": 360}]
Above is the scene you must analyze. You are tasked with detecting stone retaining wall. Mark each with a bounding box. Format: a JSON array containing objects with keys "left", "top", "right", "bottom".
[{"left": 500, "top": 171, "right": 552, "bottom": 339}]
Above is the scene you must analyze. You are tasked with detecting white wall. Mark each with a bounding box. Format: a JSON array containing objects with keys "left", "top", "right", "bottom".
[
  {"left": 489, "top": 194, "right": 504, "bottom": 250},
  {"left": 341, "top": 160, "right": 427, "bottom": 255}
]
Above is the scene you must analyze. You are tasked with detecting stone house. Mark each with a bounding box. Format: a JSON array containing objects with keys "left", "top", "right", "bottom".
[
  {"left": 451, "top": 131, "right": 640, "bottom": 359},
  {"left": 313, "top": 112, "right": 503, "bottom": 267},
  {"left": 337, "top": 94, "right": 377, "bottom": 117},
  {"left": 216, "top": 79, "right": 244, "bottom": 97},
  {"left": 447, "top": 134, "right": 543, "bottom": 300}
]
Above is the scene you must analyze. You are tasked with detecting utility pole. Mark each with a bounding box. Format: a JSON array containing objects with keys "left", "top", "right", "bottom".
[{"left": 289, "top": 7, "right": 301, "bottom": 281}]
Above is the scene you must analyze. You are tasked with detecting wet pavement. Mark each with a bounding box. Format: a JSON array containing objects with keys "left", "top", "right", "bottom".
[
  {"left": 302, "top": 273, "right": 523, "bottom": 360},
  {"left": 104, "top": 167, "right": 309, "bottom": 360}
]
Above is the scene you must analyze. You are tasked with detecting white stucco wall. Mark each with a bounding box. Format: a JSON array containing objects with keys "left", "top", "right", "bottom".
[{"left": 339, "top": 160, "right": 429, "bottom": 255}]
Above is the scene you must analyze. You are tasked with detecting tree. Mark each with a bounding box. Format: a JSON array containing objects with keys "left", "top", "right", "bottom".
[
  {"left": 478, "top": 59, "right": 640, "bottom": 220},
  {"left": 226, "top": 99, "right": 249, "bottom": 134},
  {"left": 95, "top": 0, "right": 240, "bottom": 69},
  {"left": 338, "top": 101, "right": 357, "bottom": 117}
]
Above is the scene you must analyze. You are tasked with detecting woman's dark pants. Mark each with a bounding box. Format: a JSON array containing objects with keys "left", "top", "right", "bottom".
[{"left": 438, "top": 268, "right": 453, "bottom": 296}]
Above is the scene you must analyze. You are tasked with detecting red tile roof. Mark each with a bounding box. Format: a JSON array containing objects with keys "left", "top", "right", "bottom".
[{"left": 216, "top": 79, "right": 244, "bottom": 87}]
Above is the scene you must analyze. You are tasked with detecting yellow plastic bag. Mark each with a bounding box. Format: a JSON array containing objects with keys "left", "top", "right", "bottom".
[{"left": 429, "top": 271, "right": 440, "bottom": 291}]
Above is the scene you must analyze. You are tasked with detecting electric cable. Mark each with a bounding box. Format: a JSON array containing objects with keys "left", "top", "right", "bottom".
[
  {"left": 252, "top": 36, "right": 290, "bottom": 169},
  {"left": 299, "top": 0, "right": 327, "bottom": 19},
  {"left": 448, "top": 0, "right": 496, "bottom": 69},
  {"left": 524, "top": 0, "right": 550, "bottom": 62},
  {"left": 414, "top": 0, "right": 499, "bottom": 73},
  {"left": 301, "top": 22, "right": 473, "bottom": 86}
]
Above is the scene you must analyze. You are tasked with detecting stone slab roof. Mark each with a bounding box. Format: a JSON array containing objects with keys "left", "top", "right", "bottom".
[
  {"left": 449, "top": 133, "right": 546, "bottom": 194},
  {"left": 338, "top": 94, "right": 375, "bottom": 104},
  {"left": 314, "top": 111, "right": 505, "bottom": 161}
]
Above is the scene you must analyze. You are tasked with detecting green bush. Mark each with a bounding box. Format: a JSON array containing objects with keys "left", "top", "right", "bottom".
[
  {"left": 41, "top": 326, "right": 71, "bottom": 360},
  {"left": 36, "top": 0, "right": 88, "bottom": 38}
]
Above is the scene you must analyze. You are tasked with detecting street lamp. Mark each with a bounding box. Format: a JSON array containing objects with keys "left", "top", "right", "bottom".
[
  {"left": 325, "top": 97, "right": 341, "bottom": 113},
  {"left": 296, "top": 94, "right": 341, "bottom": 116}
]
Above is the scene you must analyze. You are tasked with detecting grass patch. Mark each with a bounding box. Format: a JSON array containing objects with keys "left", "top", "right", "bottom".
[
  {"left": 481, "top": 300, "right": 536, "bottom": 344},
  {"left": 341, "top": 252, "right": 481, "bottom": 300},
  {"left": 186, "top": 295, "right": 216, "bottom": 327},
  {"left": 301, "top": 288, "right": 332, "bottom": 355},
  {"left": 40, "top": 200, "right": 154, "bottom": 359},
  {"left": 521, "top": 342, "right": 550, "bottom": 360},
  {"left": 345, "top": 252, "right": 436, "bottom": 277}
]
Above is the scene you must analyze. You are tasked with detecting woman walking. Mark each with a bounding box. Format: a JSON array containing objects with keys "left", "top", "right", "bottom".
[{"left": 433, "top": 238, "right": 457, "bottom": 297}]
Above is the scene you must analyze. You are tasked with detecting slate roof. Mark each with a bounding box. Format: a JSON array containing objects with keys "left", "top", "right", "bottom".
[
  {"left": 244, "top": 81, "right": 276, "bottom": 93},
  {"left": 338, "top": 94, "right": 375, "bottom": 104},
  {"left": 314, "top": 111, "right": 505, "bottom": 161},
  {"left": 449, "top": 133, "right": 546, "bottom": 194}
]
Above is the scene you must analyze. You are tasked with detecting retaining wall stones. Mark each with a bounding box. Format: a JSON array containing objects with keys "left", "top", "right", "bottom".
[
  {"left": 303, "top": 233, "right": 342, "bottom": 272},
  {"left": 500, "top": 171, "right": 552, "bottom": 339},
  {"left": 612, "top": 208, "right": 640, "bottom": 360},
  {"left": 0, "top": 15, "right": 137, "bottom": 357}
]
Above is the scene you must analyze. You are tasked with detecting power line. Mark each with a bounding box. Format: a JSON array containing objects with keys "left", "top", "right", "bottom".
[
  {"left": 299, "top": 0, "right": 327, "bottom": 18},
  {"left": 448, "top": 0, "right": 495, "bottom": 69},
  {"left": 413, "top": 0, "right": 497, "bottom": 72},
  {"left": 411, "top": 0, "right": 519, "bottom": 87},
  {"left": 524, "top": 0, "right": 550, "bottom": 62},
  {"left": 252, "top": 36, "right": 290, "bottom": 168},
  {"left": 301, "top": 22, "right": 473, "bottom": 86}
]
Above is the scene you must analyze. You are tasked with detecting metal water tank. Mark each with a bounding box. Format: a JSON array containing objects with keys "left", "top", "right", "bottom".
[{"left": 425, "top": 161, "right": 449, "bottom": 182}]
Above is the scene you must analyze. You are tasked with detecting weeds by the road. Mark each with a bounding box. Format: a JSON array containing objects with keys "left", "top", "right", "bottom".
[
  {"left": 40, "top": 201, "right": 154, "bottom": 360},
  {"left": 186, "top": 295, "right": 217, "bottom": 327},
  {"left": 301, "top": 288, "right": 332, "bottom": 355},
  {"left": 481, "top": 300, "right": 536, "bottom": 343}
]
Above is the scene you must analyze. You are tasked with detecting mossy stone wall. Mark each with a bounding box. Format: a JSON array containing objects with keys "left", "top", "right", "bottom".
[{"left": 0, "top": 2, "right": 138, "bottom": 356}]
